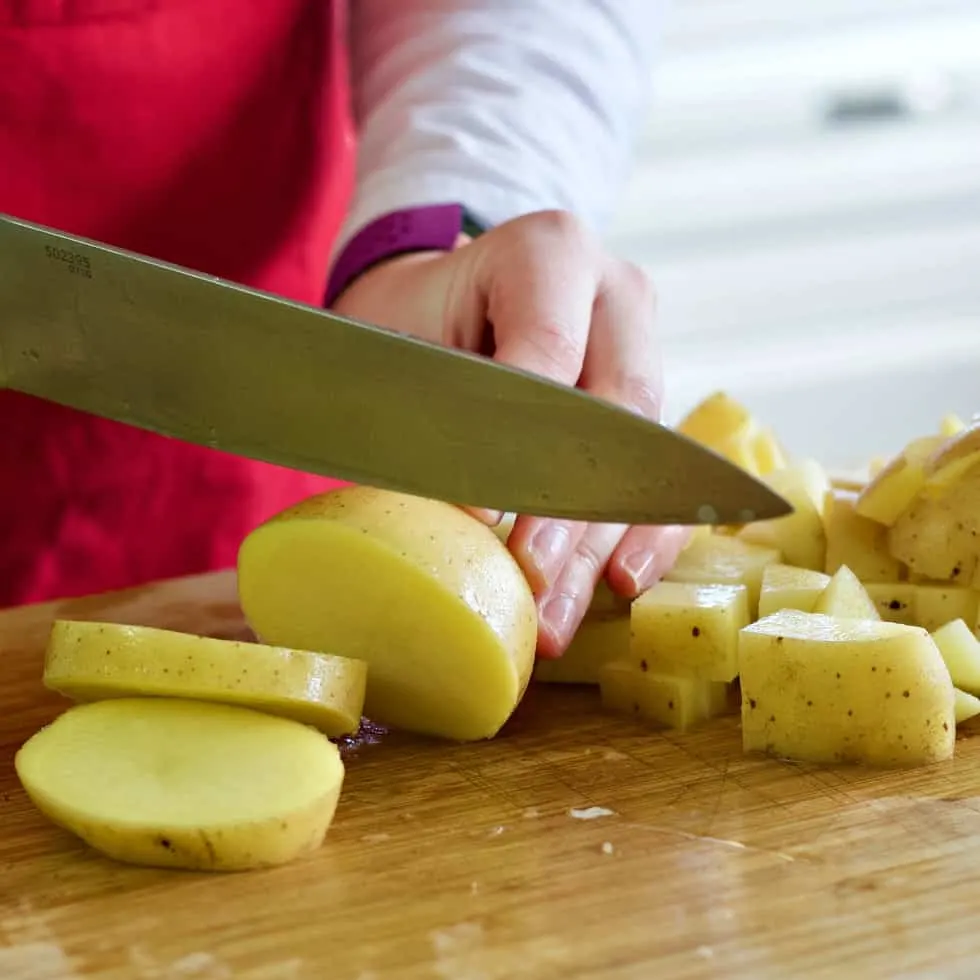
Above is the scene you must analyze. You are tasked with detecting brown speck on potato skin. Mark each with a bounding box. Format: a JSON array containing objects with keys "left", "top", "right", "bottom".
[
  {"left": 691, "top": 626, "right": 701, "bottom": 638},
  {"left": 640, "top": 659, "right": 648, "bottom": 672},
  {"left": 847, "top": 709, "right": 853, "bottom": 717},
  {"left": 944, "top": 722, "right": 949, "bottom": 731},
  {"left": 903, "top": 690, "right": 910, "bottom": 698},
  {"left": 775, "top": 636, "right": 784, "bottom": 645},
  {"left": 806, "top": 700, "right": 813, "bottom": 707},
  {"left": 888, "top": 599, "right": 905, "bottom": 611},
  {"left": 667, "top": 700, "right": 675, "bottom": 710},
  {"left": 769, "top": 714, "right": 776, "bottom": 723},
  {"left": 749, "top": 698, "right": 757, "bottom": 709},
  {"left": 952, "top": 565, "right": 961, "bottom": 578}
]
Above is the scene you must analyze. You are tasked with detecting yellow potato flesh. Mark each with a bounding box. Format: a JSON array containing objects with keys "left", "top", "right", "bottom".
[
  {"left": 930, "top": 619, "right": 980, "bottom": 694},
  {"left": 954, "top": 688, "right": 980, "bottom": 724},
  {"left": 864, "top": 583, "right": 918, "bottom": 625},
  {"left": 630, "top": 581, "right": 749, "bottom": 683},
  {"left": 757, "top": 563, "right": 830, "bottom": 619},
  {"left": 913, "top": 586, "right": 979, "bottom": 634},
  {"left": 855, "top": 435, "right": 942, "bottom": 526},
  {"left": 739, "top": 611, "right": 955, "bottom": 767},
  {"left": 598, "top": 661, "right": 728, "bottom": 733},
  {"left": 15, "top": 698, "right": 344, "bottom": 871},
  {"left": 534, "top": 614, "right": 629, "bottom": 685},
  {"left": 43, "top": 620, "right": 367, "bottom": 736},
  {"left": 238, "top": 487, "right": 537, "bottom": 741},
  {"left": 664, "top": 535, "right": 780, "bottom": 618},
  {"left": 812, "top": 566, "right": 880, "bottom": 620},
  {"left": 823, "top": 488, "right": 903, "bottom": 582}
]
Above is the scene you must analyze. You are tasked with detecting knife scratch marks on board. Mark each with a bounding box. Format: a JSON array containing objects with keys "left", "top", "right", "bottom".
[{"left": 616, "top": 819, "right": 795, "bottom": 863}]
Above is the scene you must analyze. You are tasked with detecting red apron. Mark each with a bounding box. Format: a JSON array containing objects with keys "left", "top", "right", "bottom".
[{"left": 0, "top": 0, "right": 354, "bottom": 607}]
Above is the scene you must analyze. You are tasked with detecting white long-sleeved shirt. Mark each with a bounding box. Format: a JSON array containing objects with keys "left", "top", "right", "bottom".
[{"left": 333, "top": 0, "right": 668, "bottom": 260}]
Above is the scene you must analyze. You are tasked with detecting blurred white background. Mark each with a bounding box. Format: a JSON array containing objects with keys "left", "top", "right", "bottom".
[{"left": 606, "top": 0, "right": 980, "bottom": 468}]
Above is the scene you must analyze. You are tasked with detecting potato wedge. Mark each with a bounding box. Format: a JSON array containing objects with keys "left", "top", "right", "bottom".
[
  {"left": 855, "top": 435, "right": 942, "bottom": 526},
  {"left": 630, "top": 581, "right": 749, "bottom": 683},
  {"left": 955, "top": 688, "right": 980, "bottom": 724},
  {"left": 738, "top": 460, "right": 829, "bottom": 571},
  {"left": 43, "top": 621, "right": 367, "bottom": 736},
  {"left": 812, "top": 566, "right": 880, "bottom": 620},
  {"left": 739, "top": 611, "right": 955, "bottom": 767},
  {"left": 238, "top": 487, "right": 537, "bottom": 741},
  {"left": 758, "top": 563, "right": 831, "bottom": 619},
  {"left": 664, "top": 535, "right": 780, "bottom": 617},
  {"left": 930, "top": 619, "right": 980, "bottom": 694},
  {"left": 598, "top": 661, "right": 728, "bottom": 732},
  {"left": 15, "top": 698, "right": 345, "bottom": 871},
  {"left": 823, "top": 488, "right": 903, "bottom": 582}
]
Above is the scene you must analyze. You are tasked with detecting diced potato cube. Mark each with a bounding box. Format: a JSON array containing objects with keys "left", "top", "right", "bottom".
[
  {"left": 664, "top": 536, "right": 780, "bottom": 618},
  {"left": 738, "top": 460, "right": 829, "bottom": 571},
  {"left": 739, "top": 610, "right": 955, "bottom": 767},
  {"left": 534, "top": 614, "right": 629, "bottom": 685},
  {"left": 630, "top": 581, "right": 749, "bottom": 683},
  {"left": 750, "top": 427, "right": 789, "bottom": 476},
  {"left": 930, "top": 619, "right": 980, "bottom": 694},
  {"left": 813, "top": 565, "right": 880, "bottom": 620},
  {"left": 823, "top": 488, "right": 903, "bottom": 582},
  {"left": 914, "top": 585, "right": 979, "bottom": 634},
  {"left": 598, "top": 661, "right": 728, "bottom": 733},
  {"left": 758, "top": 564, "right": 831, "bottom": 619},
  {"left": 864, "top": 583, "right": 918, "bottom": 625},
  {"left": 955, "top": 688, "right": 980, "bottom": 724},
  {"left": 855, "top": 435, "right": 942, "bottom": 527},
  {"left": 677, "top": 391, "right": 753, "bottom": 450}
]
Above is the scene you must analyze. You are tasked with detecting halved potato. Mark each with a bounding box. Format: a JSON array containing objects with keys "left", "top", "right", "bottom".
[
  {"left": 16, "top": 698, "right": 345, "bottom": 871},
  {"left": 43, "top": 620, "right": 367, "bottom": 736},
  {"left": 739, "top": 610, "right": 955, "bottom": 767},
  {"left": 238, "top": 487, "right": 537, "bottom": 741}
]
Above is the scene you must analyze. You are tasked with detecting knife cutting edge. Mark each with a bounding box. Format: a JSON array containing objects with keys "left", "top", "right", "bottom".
[{"left": 0, "top": 213, "right": 792, "bottom": 526}]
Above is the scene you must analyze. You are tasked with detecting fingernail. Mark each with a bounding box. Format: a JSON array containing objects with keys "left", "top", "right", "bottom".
[
  {"left": 621, "top": 551, "right": 659, "bottom": 593},
  {"left": 541, "top": 593, "right": 578, "bottom": 642},
  {"left": 528, "top": 523, "right": 571, "bottom": 582}
]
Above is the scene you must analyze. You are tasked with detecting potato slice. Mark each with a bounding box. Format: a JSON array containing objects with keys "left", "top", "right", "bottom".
[
  {"left": 758, "top": 563, "right": 831, "bottom": 619},
  {"left": 664, "top": 535, "right": 780, "bottom": 617},
  {"left": 823, "top": 488, "right": 903, "bottom": 582},
  {"left": 534, "top": 614, "right": 629, "bottom": 685},
  {"left": 738, "top": 459, "right": 829, "bottom": 571},
  {"left": 864, "top": 583, "right": 918, "bottom": 625},
  {"left": 630, "top": 581, "right": 749, "bottom": 683},
  {"left": 813, "top": 566, "right": 880, "bottom": 620},
  {"left": 598, "top": 661, "right": 728, "bottom": 732},
  {"left": 238, "top": 487, "right": 537, "bottom": 741},
  {"left": 739, "top": 611, "right": 955, "bottom": 767},
  {"left": 913, "top": 586, "right": 979, "bottom": 634},
  {"left": 955, "top": 689, "right": 980, "bottom": 724},
  {"left": 15, "top": 698, "right": 344, "bottom": 871},
  {"left": 930, "top": 619, "right": 980, "bottom": 693},
  {"left": 855, "top": 435, "right": 942, "bottom": 526},
  {"left": 43, "top": 621, "right": 367, "bottom": 736}
]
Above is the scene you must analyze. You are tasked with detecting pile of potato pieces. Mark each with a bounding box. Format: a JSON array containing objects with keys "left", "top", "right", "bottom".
[{"left": 534, "top": 392, "right": 980, "bottom": 769}]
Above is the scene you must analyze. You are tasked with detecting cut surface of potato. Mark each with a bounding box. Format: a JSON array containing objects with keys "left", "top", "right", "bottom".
[
  {"left": 887, "top": 455, "right": 980, "bottom": 584},
  {"left": 864, "top": 583, "right": 918, "bottom": 625},
  {"left": 43, "top": 620, "right": 367, "bottom": 736},
  {"left": 757, "top": 563, "right": 831, "bottom": 619},
  {"left": 823, "top": 488, "right": 903, "bottom": 582},
  {"left": 940, "top": 414, "right": 967, "bottom": 438},
  {"left": 812, "top": 566, "right": 880, "bottom": 620},
  {"left": 739, "top": 611, "right": 955, "bottom": 767},
  {"left": 855, "top": 435, "right": 942, "bottom": 527},
  {"left": 738, "top": 459, "right": 829, "bottom": 571},
  {"left": 598, "top": 661, "right": 728, "bottom": 732},
  {"left": 913, "top": 586, "right": 979, "bottom": 634},
  {"left": 238, "top": 487, "right": 537, "bottom": 741},
  {"left": 676, "top": 391, "right": 753, "bottom": 450},
  {"left": 15, "top": 698, "right": 344, "bottom": 871},
  {"left": 931, "top": 619, "right": 980, "bottom": 694},
  {"left": 664, "top": 535, "right": 780, "bottom": 617},
  {"left": 534, "top": 613, "right": 629, "bottom": 685},
  {"left": 954, "top": 688, "right": 980, "bottom": 724},
  {"left": 630, "top": 581, "right": 749, "bottom": 683}
]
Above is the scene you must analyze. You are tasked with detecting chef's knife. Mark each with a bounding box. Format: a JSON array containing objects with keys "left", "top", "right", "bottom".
[{"left": 0, "top": 213, "right": 791, "bottom": 526}]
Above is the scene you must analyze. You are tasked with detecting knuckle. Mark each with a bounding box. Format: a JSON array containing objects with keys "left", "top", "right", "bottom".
[
  {"left": 574, "top": 538, "right": 607, "bottom": 576},
  {"left": 530, "top": 209, "right": 594, "bottom": 252},
  {"left": 617, "top": 374, "right": 664, "bottom": 421},
  {"left": 523, "top": 323, "right": 585, "bottom": 378}
]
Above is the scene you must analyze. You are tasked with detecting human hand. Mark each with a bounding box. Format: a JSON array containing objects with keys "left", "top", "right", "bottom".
[{"left": 331, "top": 210, "right": 691, "bottom": 657}]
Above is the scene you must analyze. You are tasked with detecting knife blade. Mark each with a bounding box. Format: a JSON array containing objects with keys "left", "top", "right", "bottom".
[{"left": 0, "top": 213, "right": 791, "bottom": 526}]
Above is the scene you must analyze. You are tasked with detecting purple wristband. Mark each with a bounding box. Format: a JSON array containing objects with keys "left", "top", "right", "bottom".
[{"left": 325, "top": 203, "right": 465, "bottom": 307}]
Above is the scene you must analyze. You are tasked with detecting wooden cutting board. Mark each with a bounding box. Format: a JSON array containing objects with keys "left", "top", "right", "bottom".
[{"left": 3, "top": 572, "right": 980, "bottom": 980}]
